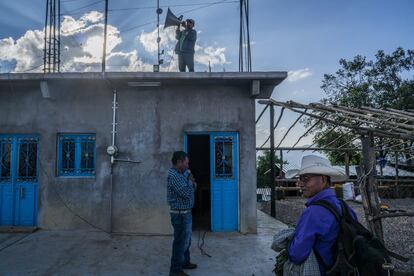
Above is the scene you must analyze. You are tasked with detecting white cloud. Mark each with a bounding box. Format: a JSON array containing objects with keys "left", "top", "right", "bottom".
[
  {"left": 195, "top": 46, "right": 226, "bottom": 67},
  {"left": 139, "top": 25, "right": 177, "bottom": 54},
  {"left": 287, "top": 68, "right": 313, "bottom": 82},
  {"left": 0, "top": 11, "right": 145, "bottom": 73},
  {"left": 0, "top": 30, "right": 44, "bottom": 72},
  {"left": 0, "top": 11, "right": 229, "bottom": 73},
  {"left": 138, "top": 26, "right": 229, "bottom": 71}
]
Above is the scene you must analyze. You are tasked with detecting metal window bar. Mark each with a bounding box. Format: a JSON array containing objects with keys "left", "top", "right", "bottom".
[
  {"left": 214, "top": 137, "right": 234, "bottom": 178},
  {"left": 0, "top": 138, "right": 12, "bottom": 182},
  {"left": 80, "top": 136, "right": 96, "bottom": 174},
  {"left": 58, "top": 134, "right": 96, "bottom": 176},
  {"left": 17, "top": 138, "right": 38, "bottom": 182}
]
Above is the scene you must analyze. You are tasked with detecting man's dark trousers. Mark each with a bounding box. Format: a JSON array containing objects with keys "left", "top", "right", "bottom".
[
  {"left": 178, "top": 53, "right": 194, "bottom": 72},
  {"left": 169, "top": 212, "right": 192, "bottom": 276}
]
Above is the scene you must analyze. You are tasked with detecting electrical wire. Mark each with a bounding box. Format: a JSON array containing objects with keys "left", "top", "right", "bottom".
[
  {"left": 39, "top": 161, "right": 111, "bottom": 234},
  {"left": 62, "top": 0, "right": 104, "bottom": 15},
  {"left": 0, "top": 233, "right": 33, "bottom": 252},
  {"left": 61, "top": 0, "right": 88, "bottom": 3},
  {"left": 109, "top": 0, "right": 238, "bottom": 12},
  {"left": 120, "top": 0, "right": 238, "bottom": 34},
  {"left": 197, "top": 230, "right": 212, "bottom": 257}
]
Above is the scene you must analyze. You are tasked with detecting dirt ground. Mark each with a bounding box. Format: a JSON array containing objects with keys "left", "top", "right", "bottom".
[{"left": 260, "top": 197, "right": 414, "bottom": 273}]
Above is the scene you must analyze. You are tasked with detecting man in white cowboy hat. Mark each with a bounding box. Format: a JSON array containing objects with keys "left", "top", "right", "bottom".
[{"left": 285, "top": 155, "right": 358, "bottom": 275}]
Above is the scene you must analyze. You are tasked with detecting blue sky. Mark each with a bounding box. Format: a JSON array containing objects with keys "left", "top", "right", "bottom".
[{"left": 1, "top": 0, "right": 413, "bottom": 166}]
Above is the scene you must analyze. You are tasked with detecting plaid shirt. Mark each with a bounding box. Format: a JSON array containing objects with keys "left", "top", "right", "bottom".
[{"left": 167, "top": 168, "right": 194, "bottom": 210}]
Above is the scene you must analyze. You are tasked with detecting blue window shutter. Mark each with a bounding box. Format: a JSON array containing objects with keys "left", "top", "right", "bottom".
[{"left": 57, "top": 134, "right": 96, "bottom": 177}]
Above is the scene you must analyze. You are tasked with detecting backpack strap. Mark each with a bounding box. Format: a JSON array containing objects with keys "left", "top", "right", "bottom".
[
  {"left": 338, "top": 198, "right": 354, "bottom": 221},
  {"left": 311, "top": 199, "right": 342, "bottom": 222}
]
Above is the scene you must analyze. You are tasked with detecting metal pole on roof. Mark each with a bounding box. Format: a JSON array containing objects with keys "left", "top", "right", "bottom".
[
  {"left": 270, "top": 105, "right": 276, "bottom": 217},
  {"left": 57, "top": 0, "right": 61, "bottom": 72},
  {"left": 102, "top": 0, "right": 109, "bottom": 73},
  {"left": 43, "top": 0, "right": 49, "bottom": 73},
  {"left": 157, "top": 0, "right": 161, "bottom": 67}
]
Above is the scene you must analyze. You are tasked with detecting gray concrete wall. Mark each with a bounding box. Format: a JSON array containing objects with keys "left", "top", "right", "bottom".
[{"left": 0, "top": 79, "right": 257, "bottom": 234}]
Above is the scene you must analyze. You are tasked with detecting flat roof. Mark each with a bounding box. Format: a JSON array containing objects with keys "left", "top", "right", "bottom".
[{"left": 0, "top": 71, "right": 287, "bottom": 99}]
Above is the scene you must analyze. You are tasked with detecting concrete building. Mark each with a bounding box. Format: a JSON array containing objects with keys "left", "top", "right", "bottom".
[{"left": 0, "top": 72, "right": 286, "bottom": 234}]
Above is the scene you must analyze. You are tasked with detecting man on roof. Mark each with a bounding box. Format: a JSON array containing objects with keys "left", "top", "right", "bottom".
[{"left": 175, "top": 19, "right": 197, "bottom": 72}]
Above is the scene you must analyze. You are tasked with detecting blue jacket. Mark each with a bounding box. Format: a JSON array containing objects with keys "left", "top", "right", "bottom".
[
  {"left": 288, "top": 188, "right": 357, "bottom": 274},
  {"left": 175, "top": 29, "right": 197, "bottom": 54}
]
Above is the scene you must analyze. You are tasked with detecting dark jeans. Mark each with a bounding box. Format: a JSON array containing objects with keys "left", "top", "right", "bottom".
[
  {"left": 169, "top": 212, "right": 192, "bottom": 276},
  {"left": 178, "top": 53, "right": 194, "bottom": 72}
]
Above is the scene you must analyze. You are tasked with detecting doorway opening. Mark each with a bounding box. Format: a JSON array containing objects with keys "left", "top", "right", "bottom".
[{"left": 186, "top": 134, "right": 211, "bottom": 231}]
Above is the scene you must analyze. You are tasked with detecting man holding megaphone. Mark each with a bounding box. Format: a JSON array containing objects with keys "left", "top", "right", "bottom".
[
  {"left": 164, "top": 9, "right": 197, "bottom": 72},
  {"left": 174, "top": 19, "right": 197, "bottom": 72}
]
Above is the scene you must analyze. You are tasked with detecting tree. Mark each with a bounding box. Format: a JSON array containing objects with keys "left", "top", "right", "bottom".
[
  {"left": 257, "top": 150, "right": 284, "bottom": 188},
  {"left": 306, "top": 47, "right": 414, "bottom": 165}
]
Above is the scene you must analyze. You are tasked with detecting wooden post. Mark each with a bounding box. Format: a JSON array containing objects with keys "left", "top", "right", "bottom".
[
  {"left": 379, "top": 138, "right": 384, "bottom": 177},
  {"left": 395, "top": 151, "right": 399, "bottom": 197},
  {"left": 270, "top": 105, "right": 276, "bottom": 217},
  {"left": 279, "top": 149, "right": 283, "bottom": 181},
  {"left": 361, "top": 132, "right": 384, "bottom": 242},
  {"left": 344, "top": 151, "right": 350, "bottom": 178}
]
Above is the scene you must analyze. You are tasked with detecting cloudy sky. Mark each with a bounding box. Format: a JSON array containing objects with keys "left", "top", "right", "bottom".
[{"left": 1, "top": 0, "right": 413, "bottom": 166}]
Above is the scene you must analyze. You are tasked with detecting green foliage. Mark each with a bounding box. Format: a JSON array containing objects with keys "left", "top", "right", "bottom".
[
  {"left": 257, "top": 150, "right": 283, "bottom": 188},
  {"left": 310, "top": 47, "right": 414, "bottom": 164}
]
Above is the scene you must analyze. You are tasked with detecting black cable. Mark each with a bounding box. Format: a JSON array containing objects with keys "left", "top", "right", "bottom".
[
  {"left": 39, "top": 161, "right": 111, "bottom": 234},
  {"left": 109, "top": 0, "right": 238, "bottom": 12},
  {"left": 62, "top": 0, "right": 104, "bottom": 14},
  {"left": 0, "top": 233, "right": 32, "bottom": 252},
  {"left": 61, "top": 0, "right": 87, "bottom": 3},
  {"left": 197, "top": 230, "right": 212, "bottom": 257},
  {"left": 121, "top": 0, "right": 237, "bottom": 34}
]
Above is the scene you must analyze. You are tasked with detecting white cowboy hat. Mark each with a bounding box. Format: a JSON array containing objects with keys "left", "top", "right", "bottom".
[{"left": 285, "top": 155, "right": 346, "bottom": 182}]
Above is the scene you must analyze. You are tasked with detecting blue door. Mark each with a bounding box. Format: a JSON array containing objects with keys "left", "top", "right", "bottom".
[
  {"left": 210, "top": 133, "right": 238, "bottom": 231},
  {"left": 0, "top": 135, "right": 39, "bottom": 226}
]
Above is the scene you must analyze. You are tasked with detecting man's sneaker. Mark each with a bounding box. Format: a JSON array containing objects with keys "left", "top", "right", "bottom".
[
  {"left": 183, "top": 261, "right": 198, "bottom": 269},
  {"left": 178, "top": 271, "right": 190, "bottom": 276}
]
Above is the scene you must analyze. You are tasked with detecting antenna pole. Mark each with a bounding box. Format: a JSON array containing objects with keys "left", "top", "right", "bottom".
[
  {"left": 43, "top": 0, "right": 49, "bottom": 73},
  {"left": 102, "top": 0, "right": 109, "bottom": 73},
  {"left": 58, "top": 0, "right": 61, "bottom": 72}
]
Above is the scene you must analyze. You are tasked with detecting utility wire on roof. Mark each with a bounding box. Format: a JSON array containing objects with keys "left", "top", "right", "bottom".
[
  {"left": 61, "top": 0, "right": 104, "bottom": 14},
  {"left": 61, "top": 0, "right": 237, "bottom": 17},
  {"left": 108, "top": 0, "right": 238, "bottom": 12},
  {"left": 61, "top": 0, "right": 87, "bottom": 3},
  {"left": 120, "top": 0, "right": 237, "bottom": 33}
]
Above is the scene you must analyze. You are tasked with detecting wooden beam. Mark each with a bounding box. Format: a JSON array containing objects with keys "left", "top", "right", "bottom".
[
  {"left": 269, "top": 104, "right": 276, "bottom": 218},
  {"left": 361, "top": 106, "right": 414, "bottom": 123},
  {"left": 260, "top": 107, "right": 285, "bottom": 148},
  {"left": 386, "top": 107, "right": 414, "bottom": 117},
  {"left": 276, "top": 111, "right": 306, "bottom": 148},
  {"left": 256, "top": 146, "right": 411, "bottom": 152},
  {"left": 302, "top": 120, "right": 345, "bottom": 151},
  {"left": 258, "top": 99, "right": 414, "bottom": 140},
  {"left": 288, "top": 115, "right": 326, "bottom": 152},
  {"left": 255, "top": 104, "right": 268, "bottom": 124},
  {"left": 311, "top": 103, "right": 414, "bottom": 132}
]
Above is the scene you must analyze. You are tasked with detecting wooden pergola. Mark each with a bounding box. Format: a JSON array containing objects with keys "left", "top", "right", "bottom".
[{"left": 256, "top": 99, "right": 414, "bottom": 244}]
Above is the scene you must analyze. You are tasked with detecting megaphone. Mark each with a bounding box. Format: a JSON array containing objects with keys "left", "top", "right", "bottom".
[{"left": 164, "top": 8, "right": 183, "bottom": 29}]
